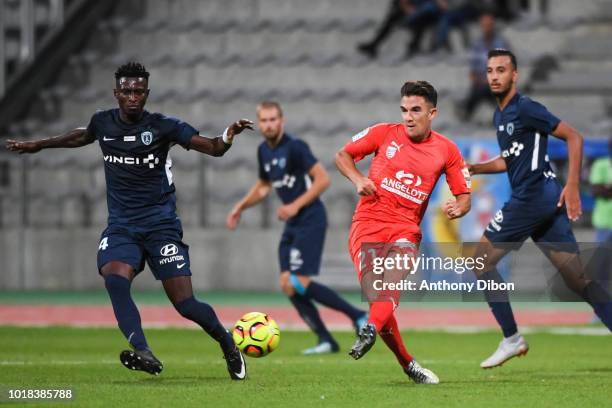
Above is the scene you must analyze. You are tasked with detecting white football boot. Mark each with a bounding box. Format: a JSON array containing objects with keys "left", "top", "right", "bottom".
[
  {"left": 404, "top": 360, "right": 440, "bottom": 384},
  {"left": 480, "top": 333, "right": 529, "bottom": 369}
]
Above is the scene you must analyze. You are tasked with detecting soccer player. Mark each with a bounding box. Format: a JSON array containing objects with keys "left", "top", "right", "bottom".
[
  {"left": 468, "top": 49, "right": 612, "bottom": 369},
  {"left": 335, "top": 81, "right": 472, "bottom": 384},
  {"left": 226, "top": 101, "right": 367, "bottom": 354},
  {"left": 5, "top": 62, "right": 253, "bottom": 380}
]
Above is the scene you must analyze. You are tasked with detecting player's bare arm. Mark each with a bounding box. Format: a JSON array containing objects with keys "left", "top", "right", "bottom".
[
  {"left": 551, "top": 121, "right": 583, "bottom": 221},
  {"left": 442, "top": 193, "right": 471, "bottom": 220},
  {"left": 468, "top": 155, "right": 507, "bottom": 175},
  {"left": 277, "top": 162, "right": 330, "bottom": 221},
  {"left": 189, "top": 119, "right": 254, "bottom": 157},
  {"left": 335, "top": 149, "right": 377, "bottom": 196},
  {"left": 226, "top": 178, "right": 272, "bottom": 230},
  {"left": 5, "top": 128, "right": 95, "bottom": 153}
]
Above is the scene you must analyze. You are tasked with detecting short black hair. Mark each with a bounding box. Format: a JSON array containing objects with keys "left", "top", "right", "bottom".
[
  {"left": 488, "top": 48, "right": 517, "bottom": 70},
  {"left": 400, "top": 81, "right": 437, "bottom": 107},
  {"left": 114, "top": 62, "right": 150, "bottom": 81}
]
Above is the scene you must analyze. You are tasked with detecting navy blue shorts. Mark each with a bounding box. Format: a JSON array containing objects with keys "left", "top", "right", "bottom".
[
  {"left": 278, "top": 222, "right": 326, "bottom": 276},
  {"left": 97, "top": 220, "right": 191, "bottom": 280},
  {"left": 484, "top": 196, "right": 578, "bottom": 252}
]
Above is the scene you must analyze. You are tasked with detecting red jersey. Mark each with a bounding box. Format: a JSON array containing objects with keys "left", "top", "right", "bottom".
[{"left": 344, "top": 123, "right": 471, "bottom": 233}]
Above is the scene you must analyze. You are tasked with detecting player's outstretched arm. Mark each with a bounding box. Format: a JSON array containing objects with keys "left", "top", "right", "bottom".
[
  {"left": 5, "top": 128, "right": 95, "bottom": 154},
  {"left": 551, "top": 121, "right": 583, "bottom": 221},
  {"left": 189, "top": 119, "right": 253, "bottom": 157},
  {"left": 442, "top": 193, "right": 471, "bottom": 220},
  {"left": 277, "top": 162, "right": 330, "bottom": 221},
  {"left": 467, "top": 155, "right": 506, "bottom": 175},
  {"left": 226, "top": 179, "right": 271, "bottom": 230},
  {"left": 335, "top": 149, "right": 377, "bottom": 196}
]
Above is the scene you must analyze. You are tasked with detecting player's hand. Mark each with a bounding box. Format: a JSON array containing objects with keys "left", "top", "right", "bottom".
[
  {"left": 466, "top": 163, "right": 476, "bottom": 176},
  {"left": 442, "top": 198, "right": 461, "bottom": 219},
  {"left": 442, "top": 196, "right": 470, "bottom": 219},
  {"left": 277, "top": 203, "right": 299, "bottom": 221},
  {"left": 226, "top": 208, "right": 242, "bottom": 230},
  {"left": 225, "top": 119, "right": 254, "bottom": 143},
  {"left": 355, "top": 176, "right": 377, "bottom": 196},
  {"left": 5, "top": 139, "right": 41, "bottom": 154},
  {"left": 558, "top": 183, "right": 582, "bottom": 221}
]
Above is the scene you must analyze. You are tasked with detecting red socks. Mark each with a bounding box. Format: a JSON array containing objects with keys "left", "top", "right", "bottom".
[
  {"left": 368, "top": 301, "right": 413, "bottom": 369},
  {"left": 379, "top": 314, "right": 413, "bottom": 368}
]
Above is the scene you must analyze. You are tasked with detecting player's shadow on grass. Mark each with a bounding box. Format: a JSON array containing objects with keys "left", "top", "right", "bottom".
[
  {"left": 576, "top": 367, "right": 612, "bottom": 373},
  {"left": 111, "top": 375, "right": 228, "bottom": 385}
]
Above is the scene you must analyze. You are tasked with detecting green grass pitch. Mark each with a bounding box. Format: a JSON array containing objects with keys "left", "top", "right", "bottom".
[{"left": 1, "top": 327, "right": 610, "bottom": 407}]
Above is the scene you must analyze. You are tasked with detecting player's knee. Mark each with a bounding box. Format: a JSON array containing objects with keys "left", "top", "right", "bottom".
[
  {"left": 281, "top": 281, "right": 294, "bottom": 296},
  {"left": 103, "top": 273, "right": 131, "bottom": 292},
  {"left": 297, "top": 276, "right": 311, "bottom": 289},
  {"left": 288, "top": 274, "right": 307, "bottom": 296}
]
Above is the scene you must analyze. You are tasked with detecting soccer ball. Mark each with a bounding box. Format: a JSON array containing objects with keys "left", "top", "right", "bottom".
[{"left": 232, "top": 312, "right": 280, "bottom": 358}]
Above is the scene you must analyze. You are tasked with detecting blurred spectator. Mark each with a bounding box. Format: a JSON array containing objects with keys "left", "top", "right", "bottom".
[
  {"left": 432, "top": 0, "right": 480, "bottom": 52},
  {"left": 589, "top": 137, "right": 612, "bottom": 292},
  {"left": 518, "top": 0, "right": 549, "bottom": 19},
  {"left": 357, "top": 0, "right": 441, "bottom": 60},
  {"left": 455, "top": 12, "right": 510, "bottom": 121}
]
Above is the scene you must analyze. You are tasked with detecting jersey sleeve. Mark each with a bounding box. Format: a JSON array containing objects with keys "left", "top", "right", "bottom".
[
  {"left": 589, "top": 159, "right": 607, "bottom": 185},
  {"left": 257, "top": 145, "right": 269, "bottom": 181},
  {"left": 445, "top": 141, "right": 471, "bottom": 195},
  {"left": 518, "top": 98, "right": 561, "bottom": 135},
  {"left": 167, "top": 117, "right": 198, "bottom": 149},
  {"left": 291, "top": 139, "right": 318, "bottom": 173},
  {"left": 343, "top": 124, "right": 389, "bottom": 162},
  {"left": 85, "top": 111, "right": 101, "bottom": 140}
]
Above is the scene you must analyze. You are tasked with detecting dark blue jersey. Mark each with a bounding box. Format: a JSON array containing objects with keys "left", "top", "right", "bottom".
[
  {"left": 494, "top": 93, "right": 561, "bottom": 200},
  {"left": 86, "top": 109, "right": 196, "bottom": 226},
  {"left": 257, "top": 134, "right": 326, "bottom": 226}
]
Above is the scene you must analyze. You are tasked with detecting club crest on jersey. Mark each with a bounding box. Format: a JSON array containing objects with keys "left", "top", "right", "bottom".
[
  {"left": 386, "top": 142, "right": 403, "bottom": 159},
  {"left": 141, "top": 131, "right": 153, "bottom": 145},
  {"left": 506, "top": 122, "right": 514, "bottom": 136}
]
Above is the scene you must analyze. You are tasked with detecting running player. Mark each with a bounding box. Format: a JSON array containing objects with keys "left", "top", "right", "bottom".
[
  {"left": 226, "top": 101, "right": 367, "bottom": 354},
  {"left": 5, "top": 62, "right": 253, "bottom": 380},
  {"left": 468, "top": 49, "right": 612, "bottom": 369},
  {"left": 335, "top": 81, "right": 472, "bottom": 384}
]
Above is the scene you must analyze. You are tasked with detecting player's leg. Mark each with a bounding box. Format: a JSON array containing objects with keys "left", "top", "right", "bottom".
[
  {"left": 475, "top": 234, "right": 529, "bottom": 368},
  {"left": 379, "top": 315, "right": 439, "bottom": 384},
  {"left": 351, "top": 242, "right": 410, "bottom": 360},
  {"left": 145, "top": 222, "right": 246, "bottom": 379},
  {"left": 533, "top": 214, "right": 612, "bottom": 331},
  {"left": 162, "top": 276, "right": 247, "bottom": 380},
  {"left": 280, "top": 271, "right": 339, "bottom": 354},
  {"left": 100, "top": 262, "right": 146, "bottom": 349},
  {"left": 97, "top": 230, "right": 162, "bottom": 375},
  {"left": 476, "top": 200, "right": 541, "bottom": 368},
  {"left": 278, "top": 226, "right": 339, "bottom": 354},
  {"left": 163, "top": 276, "right": 235, "bottom": 353},
  {"left": 293, "top": 223, "right": 367, "bottom": 333},
  {"left": 474, "top": 235, "right": 520, "bottom": 337},
  {"left": 98, "top": 228, "right": 163, "bottom": 375}
]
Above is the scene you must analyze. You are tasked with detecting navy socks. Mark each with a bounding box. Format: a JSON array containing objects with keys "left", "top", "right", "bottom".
[
  {"left": 289, "top": 293, "right": 335, "bottom": 344},
  {"left": 481, "top": 269, "right": 518, "bottom": 338},
  {"left": 305, "top": 281, "right": 365, "bottom": 321},
  {"left": 104, "top": 274, "right": 149, "bottom": 351},
  {"left": 175, "top": 296, "right": 235, "bottom": 354}
]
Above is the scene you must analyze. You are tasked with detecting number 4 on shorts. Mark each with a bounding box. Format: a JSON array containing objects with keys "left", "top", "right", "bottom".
[{"left": 99, "top": 237, "right": 109, "bottom": 250}]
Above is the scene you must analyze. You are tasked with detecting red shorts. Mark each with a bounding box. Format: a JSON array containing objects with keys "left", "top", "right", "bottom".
[{"left": 348, "top": 220, "right": 421, "bottom": 282}]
